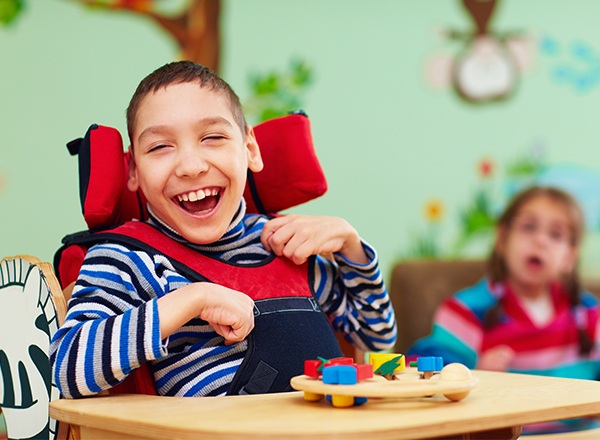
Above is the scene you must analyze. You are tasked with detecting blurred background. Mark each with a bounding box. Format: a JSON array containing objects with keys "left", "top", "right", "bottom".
[
  {"left": 1, "top": 0, "right": 600, "bottom": 435},
  {"left": 2, "top": 0, "right": 600, "bottom": 281}
]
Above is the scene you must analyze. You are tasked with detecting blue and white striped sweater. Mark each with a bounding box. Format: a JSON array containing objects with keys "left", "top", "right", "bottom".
[{"left": 50, "top": 209, "right": 397, "bottom": 398}]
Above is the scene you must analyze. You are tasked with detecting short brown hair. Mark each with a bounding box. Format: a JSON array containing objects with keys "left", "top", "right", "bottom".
[{"left": 126, "top": 61, "right": 246, "bottom": 143}]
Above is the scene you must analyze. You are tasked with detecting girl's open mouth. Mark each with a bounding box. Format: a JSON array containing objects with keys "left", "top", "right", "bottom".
[
  {"left": 176, "top": 187, "right": 221, "bottom": 215},
  {"left": 526, "top": 255, "right": 543, "bottom": 270}
]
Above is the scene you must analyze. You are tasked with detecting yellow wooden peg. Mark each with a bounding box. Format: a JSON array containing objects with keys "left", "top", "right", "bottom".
[{"left": 368, "top": 353, "right": 406, "bottom": 379}]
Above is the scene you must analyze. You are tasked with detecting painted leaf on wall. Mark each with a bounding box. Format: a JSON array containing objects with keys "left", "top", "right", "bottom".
[{"left": 0, "top": 0, "right": 23, "bottom": 26}]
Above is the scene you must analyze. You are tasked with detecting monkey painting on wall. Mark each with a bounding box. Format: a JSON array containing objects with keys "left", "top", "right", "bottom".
[{"left": 425, "top": 0, "right": 535, "bottom": 104}]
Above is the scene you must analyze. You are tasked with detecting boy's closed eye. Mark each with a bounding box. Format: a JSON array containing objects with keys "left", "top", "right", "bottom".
[
  {"left": 201, "top": 134, "right": 228, "bottom": 144},
  {"left": 147, "top": 144, "right": 171, "bottom": 153}
]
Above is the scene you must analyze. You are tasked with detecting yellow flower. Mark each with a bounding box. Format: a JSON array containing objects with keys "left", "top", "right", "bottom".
[{"left": 424, "top": 199, "right": 444, "bottom": 223}]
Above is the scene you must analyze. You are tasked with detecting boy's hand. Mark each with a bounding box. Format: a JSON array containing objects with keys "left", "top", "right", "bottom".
[
  {"left": 197, "top": 283, "right": 255, "bottom": 345},
  {"left": 477, "top": 345, "right": 515, "bottom": 371},
  {"left": 158, "top": 283, "right": 255, "bottom": 345},
  {"left": 261, "top": 214, "right": 368, "bottom": 265}
]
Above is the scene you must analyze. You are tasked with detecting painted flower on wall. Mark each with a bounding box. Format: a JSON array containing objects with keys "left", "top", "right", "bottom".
[
  {"left": 407, "top": 199, "right": 445, "bottom": 259},
  {"left": 401, "top": 142, "right": 600, "bottom": 262},
  {"left": 403, "top": 149, "right": 547, "bottom": 261},
  {"left": 478, "top": 158, "right": 494, "bottom": 178},
  {"left": 424, "top": 199, "right": 444, "bottom": 223}
]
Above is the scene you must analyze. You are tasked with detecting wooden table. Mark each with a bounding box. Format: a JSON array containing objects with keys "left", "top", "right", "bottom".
[{"left": 50, "top": 370, "right": 600, "bottom": 440}]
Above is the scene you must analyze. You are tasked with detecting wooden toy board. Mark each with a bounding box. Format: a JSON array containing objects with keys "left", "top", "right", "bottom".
[{"left": 291, "top": 365, "right": 478, "bottom": 402}]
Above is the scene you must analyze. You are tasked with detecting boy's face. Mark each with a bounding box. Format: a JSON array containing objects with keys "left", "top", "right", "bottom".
[{"left": 127, "top": 82, "right": 263, "bottom": 244}]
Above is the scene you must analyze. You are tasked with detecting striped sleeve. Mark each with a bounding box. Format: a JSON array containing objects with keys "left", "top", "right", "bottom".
[
  {"left": 50, "top": 244, "right": 167, "bottom": 398},
  {"left": 406, "top": 303, "right": 481, "bottom": 368},
  {"left": 313, "top": 240, "right": 397, "bottom": 352},
  {"left": 407, "top": 280, "right": 493, "bottom": 368}
]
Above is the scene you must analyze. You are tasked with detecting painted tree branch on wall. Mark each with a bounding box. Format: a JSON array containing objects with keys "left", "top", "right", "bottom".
[
  {"left": 77, "top": 0, "right": 221, "bottom": 71},
  {"left": 0, "top": 0, "right": 221, "bottom": 72}
]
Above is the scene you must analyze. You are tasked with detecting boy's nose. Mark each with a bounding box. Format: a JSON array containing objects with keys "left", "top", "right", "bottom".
[{"left": 175, "top": 149, "right": 209, "bottom": 177}]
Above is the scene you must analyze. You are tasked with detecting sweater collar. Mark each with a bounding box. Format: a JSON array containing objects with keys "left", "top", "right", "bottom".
[{"left": 146, "top": 199, "right": 247, "bottom": 250}]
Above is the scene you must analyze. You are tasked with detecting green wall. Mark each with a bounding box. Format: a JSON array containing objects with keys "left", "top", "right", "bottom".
[{"left": 2, "top": 0, "right": 600, "bottom": 282}]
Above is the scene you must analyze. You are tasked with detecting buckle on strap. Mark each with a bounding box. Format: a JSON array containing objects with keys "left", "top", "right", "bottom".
[{"left": 238, "top": 361, "right": 278, "bottom": 395}]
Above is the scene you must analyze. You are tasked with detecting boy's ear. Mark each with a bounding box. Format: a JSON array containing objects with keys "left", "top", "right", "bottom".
[
  {"left": 245, "top": 125, "right": 263, "bottom": 173},
  {"left": 126, "top": 146, "right": 140, "bottom": 192}
]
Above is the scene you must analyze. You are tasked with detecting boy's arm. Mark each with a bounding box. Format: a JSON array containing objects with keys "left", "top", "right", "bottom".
[
  {"left": 157, "top": 282, "right": 254, "bottom": 344},
  {"left": 261, "top": 214, "right": 397, "bottom": 353},
  {"left": 50, "top": 245, "right": 167, "bottom": 398},
  {"left": 50, "top": 293, "right": 163, "bottom": 398},
  {"left": 314, "top": 244, "right": 397, "bottom": 352},
  {"left": 51, "top": 244, "right": 256, "bottom": 399},
  {"left": 261, "top": 214, "right": 396, "bottom": 352}
]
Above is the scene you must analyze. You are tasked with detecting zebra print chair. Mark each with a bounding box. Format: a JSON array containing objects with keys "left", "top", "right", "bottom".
[{"left": 0, "top": 256, "right": 70, "bottom": 440}]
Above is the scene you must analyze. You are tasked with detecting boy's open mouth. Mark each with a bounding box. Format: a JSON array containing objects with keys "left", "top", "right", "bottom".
[{"left": 176, "top": 187, "right": 221, "bottom": 215}]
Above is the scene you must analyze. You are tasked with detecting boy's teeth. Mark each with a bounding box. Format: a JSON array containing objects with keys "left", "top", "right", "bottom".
[{"left": 178, "top": 189, "right": 215, "bottom": 202}]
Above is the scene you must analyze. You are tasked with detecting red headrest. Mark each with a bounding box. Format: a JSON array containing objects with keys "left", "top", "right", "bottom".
[{"left": 67, "top": 113, "right": 327, "bottom": 230}]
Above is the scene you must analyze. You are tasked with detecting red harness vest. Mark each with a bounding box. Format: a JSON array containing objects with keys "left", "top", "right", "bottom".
[{"left": 60, "top": 221, "right": 343, "bottom": 394}]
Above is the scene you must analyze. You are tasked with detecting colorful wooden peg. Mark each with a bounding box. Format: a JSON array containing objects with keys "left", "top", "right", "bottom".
[
  {"left": 411, "top": 356, "right": 443, "bottom": 379},
  {"left": 369, "top": 353, "right": 405, "bottom": 379}
]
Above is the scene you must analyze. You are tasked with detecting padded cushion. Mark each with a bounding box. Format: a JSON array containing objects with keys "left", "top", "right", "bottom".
[
  {"left": 245, "top": 114, "right": 328, "bottom": 213},
  {"left": 56, "top": 243, "right": 88, "bottom": 292},
  {"left": 67, "top": 113, "right": 327, "bottom": 230},
  {"left": 67, "top": 125, "right": 148, "bottom": 230}
]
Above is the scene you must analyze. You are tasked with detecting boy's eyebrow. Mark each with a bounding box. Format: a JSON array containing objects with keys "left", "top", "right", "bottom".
[
  {"left": 197, "top": 116, "right": 235, "bottom": 130},
  {"left": 137, "top": 125, "right": 170, "bottom": 144},
  {"left": 137, "top": 117, "right": 234, "bottom": 144}
]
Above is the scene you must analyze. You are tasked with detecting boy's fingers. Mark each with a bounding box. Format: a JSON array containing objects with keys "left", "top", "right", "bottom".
[
  {"left": 265, "top": 229, "right": 292, "bottom": 256},
  {"left": 214, "top": 323, "right": 252, "bottom": 345},
  {"left": 260, "top": 229, "right": 274, "bottom": 252}
]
